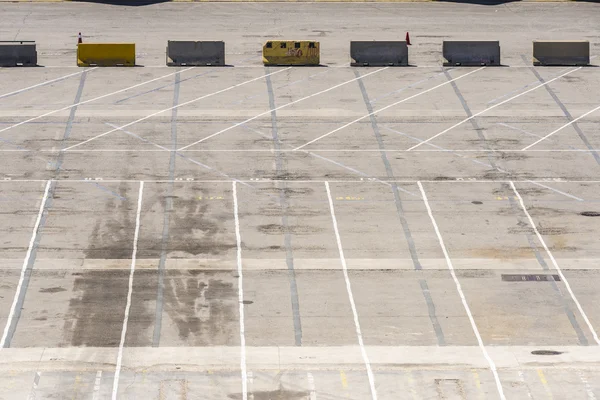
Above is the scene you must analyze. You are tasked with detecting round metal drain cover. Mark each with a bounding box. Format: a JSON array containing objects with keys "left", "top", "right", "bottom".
[
  {"left": 581, "top": 211, "right": 600, "bottom": 217},
  {"left": 531, "top": 350, "right": 562, "bottom": 356}
]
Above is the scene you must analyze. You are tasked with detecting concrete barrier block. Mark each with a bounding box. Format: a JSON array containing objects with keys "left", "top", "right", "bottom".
[
  {"left": 77, "top": 43, "right": 135, "bottom": 67},
  {"left": 167, "top": 41, "right": 225, "bottom": 66},
  {"left": 0, "top": 41, "right": 37, "bottom": 67},
  {"left": 443, "top": 41, "right": 500, "bottom": 66},
  {"left": 350, "top": 41, "right": 408, "bottom": 66},
  {"left": 533, "top": 40, "right": 589, "bottom": 66},
  {"left": 263, "top": 40, "right": 320, "bottom": 66}
]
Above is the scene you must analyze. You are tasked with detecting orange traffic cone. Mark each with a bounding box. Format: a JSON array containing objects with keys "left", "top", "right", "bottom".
[
  {"left": 78, "top": 32, "right": 82, "bottom": 44},
  {"left": 406, "top": 32, "right": 411, "bottom": 46}
]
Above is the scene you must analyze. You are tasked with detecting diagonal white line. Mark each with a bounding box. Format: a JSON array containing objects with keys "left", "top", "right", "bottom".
[
  {"left": 325, "top": 181, "right": 378, "bottom": 400},
  {"left": 522, "top": 104, "right": 600, "bottom": 150},
  {"left": 64, "top": 68, "right": 291, "bottom": 151},
  {"left": 0, "top": 68, "right": 95, "bottom": 100},
  {"left": 510, "top": 181, "right": 600, "bottom": 345},
  {"left": 0, "top": 67, "right": 194, "bottom": 135},
  {"left": 418, "top": 181, "right": 506, "bottom": 400},
  {"left": 294, "top": 67, "right": 485, "bottom": 151},
  {"left": 177, "top": 67, "right": 388, "bottom": 151},
  {"left": 407, "top": 67, "right": 581, "bottom": 151}
]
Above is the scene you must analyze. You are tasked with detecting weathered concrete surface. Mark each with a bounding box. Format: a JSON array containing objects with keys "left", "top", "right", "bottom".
[{"left": 0, "top": 2, "right": 599, "bottom": 400}]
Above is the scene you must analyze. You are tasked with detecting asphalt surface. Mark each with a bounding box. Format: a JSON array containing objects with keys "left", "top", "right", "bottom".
[{"left": 1, "top": 1, "right": 600, "bottom": 399}]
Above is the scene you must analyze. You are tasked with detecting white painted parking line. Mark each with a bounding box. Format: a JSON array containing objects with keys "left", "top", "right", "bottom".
[
  {"left": 0, "top": 180, "right": 51, "bottom": 349},
  {"left": 0, "top": 68, "right": 95, "bottom": 100},
  {"left": 417, "top": 181, "right": 506, "bottom": 400},
  {"left": 0, "top": 67, "right": 194, "bottom": 136},
  {"left": 92, "top": 370, "right": 103, "bottom": 400},
  {"left": 232, "top": 181, "right": 248, "bottom": 400},
  {"left": 63, "top": 68, "right": 291, "bottom": 151},
  {"left": 325, "top": 181, "right": 378, "bottom": 400},
  {"left": 293, "top": 67, "right": 485, "bottom": 151},
  {"left": 577, "top": 370, "right": 597, "bottom": 400},
  {"left": 510, "top": 181, "right": 600, "bottom": 345},
  {"left": 112, "top": 181, "right": 144, "bottom": 400},
  {"left": 177, "top": 67, "right": 388, "bottom": 151},
  {"left": 407, "top": 67, "right": 581, "bottom": 151},
  {"left": 307, "top": 372, "right": 317, "bottom": 400},
  {"left": 522, "top": 104, "right": 600, "bottom": 150}
]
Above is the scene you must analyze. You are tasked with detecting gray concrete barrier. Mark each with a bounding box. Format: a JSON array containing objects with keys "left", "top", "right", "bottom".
[
  {"left": 350, "top": 41, "right": 408, "bottom": 66},
  {"left": 443, "top": 41, "right": 500, "bottom": 66},
  {"left": 0, "top": 41, "right": 37, "bottom": 67},
  {"left": 166, "top": 41, "right": 225, "bottom": 66},
  {"left": 533, "top": 40, "right": 589, "bottom": 66}
]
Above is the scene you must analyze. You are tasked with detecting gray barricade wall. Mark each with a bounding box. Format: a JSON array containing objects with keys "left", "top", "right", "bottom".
[
  {"left": 350, "top": 41, "right": 408, "bottom": 66},
  {"left": 533, "top": 41, "right": 589, "bottom": 66},
  {"left": 0, "top": 41, "right": 37, "bottom": 67},
  {"left": 443, "top": 41, "right": 500, "bottom": 66},
  {"left": 166, "top": 41, "right": 225, "bottom": 66}
]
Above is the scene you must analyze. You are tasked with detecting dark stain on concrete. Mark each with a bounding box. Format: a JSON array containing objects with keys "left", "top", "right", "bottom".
[
  {"left": 228, "top": 385, "right": 308, "bottom": 400},
  {"left": 257, "top": 224, "right": 321, "bottom": 235},
  {"left": 66, "top": 270, "right": 130, "bottom": 346},
  {"left": 40, "top": 287, "right": 66, "bottom": 293},
  {"left": 163, "top": 271, "right": 238, "bottom": 345}
]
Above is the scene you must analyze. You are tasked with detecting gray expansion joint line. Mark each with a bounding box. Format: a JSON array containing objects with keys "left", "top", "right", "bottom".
[
  {"left": 265, "top": 68, "right": 303, "bottom": 347},
  {"left": 2, "top": 71, "right": 89, "bottom": 348},
  {"left": 153, "top": 71, "right": 181, "bottom": 347},
  {"left": 520, "top": 54, "right": 600, "bottom": 166},
  {"left": 353, "top": 70, "right": 446, "bottom": 346},
  {"left": 442, "top": 69, "right": 502, "bottom": 174}
]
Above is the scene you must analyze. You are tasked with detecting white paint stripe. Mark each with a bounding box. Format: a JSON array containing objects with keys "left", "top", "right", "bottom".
[
  {"left": 0, "top": 180, "right": 51, "bottom": 349},
  {"left": 27, "top": 371, "right": 41, "bottom": 400},
  {"left": 307, "top": 372, "right": 317, "bottom": 400},
  {"left": 111, "top": 181, "right": 144, "bottom": 400},
  {"left": 0, "top": 69, "right": 95, "bottom": 100},
  {"left": 248, "top": 371, "right": 254, "bottom": 400},
  {"left": 232, "top": 181, "right": 248, "bottom": 400},
  {"left": 522, "top": 103, "right": 600, "bottom": 150},
  {"left": 324, "top": 181, "right": 378, "bottom": 400},
  {"left": 417, "top": 181, "right": 506, "bottom": 400},
  {"left": 177, "top": 67, "right": 388, "bottom": 151},
  {"left": 0, "top": 68, "right": 194, "bottom": 135},
  {"left": 510, "top": 181, "right": 600, "bottom": 345},
  {"left": 577, "top": 370, "right": 597, "bottom": 400},
  {"left": 64, "top": 68, "right": 291, "bottom": 151},
  {"left": 407, "top": 67, "right": 582, "bottom": 151},
  {"left": 293, "top": 67, "right": 485, "bottom": 151},
  {"left": 517, "top": 370, "right": 533, "bottom": 399},
  {"left": 92, "top": 370, "right": 102, "bottom": 400},
  {"left": 528, "top": 181, "right": 584, "bottom": 202}
]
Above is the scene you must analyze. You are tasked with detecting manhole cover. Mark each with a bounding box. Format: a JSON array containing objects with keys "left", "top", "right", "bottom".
[
  {"left": 581, "top": 211, "right": 600, "bottom": 217},
  {"left": 531, "top": 350, "right": 562, "bottom": 356}
]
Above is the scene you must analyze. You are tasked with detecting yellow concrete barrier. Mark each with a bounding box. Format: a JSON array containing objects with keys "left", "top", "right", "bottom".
[
  {"left": 77, "top": 43, "right": 135, "bottom": 67},
  {"left": 263, "top": 40, "right": 320, "bottom": 66}
]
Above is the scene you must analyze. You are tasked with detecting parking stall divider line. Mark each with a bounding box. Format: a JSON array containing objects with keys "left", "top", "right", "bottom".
[
  {"left": 510, "top": 181, "right": 600, "bottom": 345},
  {"left": 408, "top": 67, "right": 581, "bottom": 151},
  {"left": 177, "top": 67, "right": 388, "bottom": 151},
  {"left": 0, "top": 67, "right": 195, "bottom": 136},
  {"left": 0, "top": 180, "right": 52, "bottom": 349},
  {"left": 504, "top": 185, "right": 588, "bottom": 344},
  {"left": 152, "top": 71, "right": 181, "bottom": 348},
  {"left": 63, "top": 67, "right": 291, "bottom": 151},
  {"left": 520, "top": 55, "right": 600, "bottom": 165},
  {"left": 112, "top": 180, "right": 145, "bottom": 400},
  {"left": 293, "top": 67, "right": 485, "bottom": 151},
  {"left": 0, "top": 68, "right": 95, "bottom": 100},
  {"left": 417, "top": 181, "right": 507, "bottom": 400},
  {"left": 265, "top": 68, "right": 303, "bottom": 346},
  {"left": 325, "top": 181, "right": 378, "bottom": 400},
  {"left": 522, "top": 103, "right": 600, "bottom": 151},
  {"left": 233, "top": 181, "right": 249, "bottom": 400}
]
